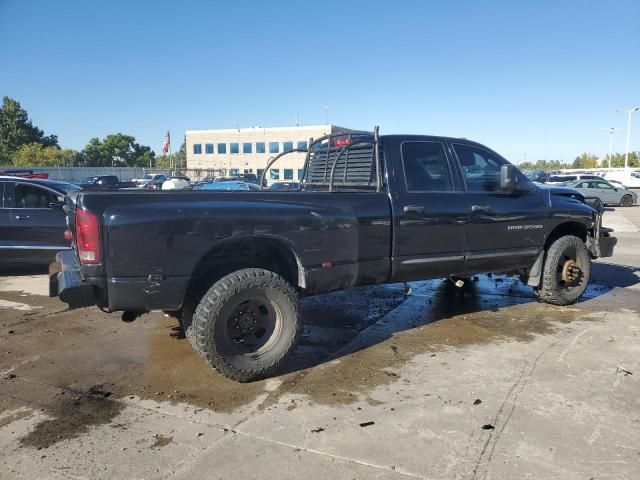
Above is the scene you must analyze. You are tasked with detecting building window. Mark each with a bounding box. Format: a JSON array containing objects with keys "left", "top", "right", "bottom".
[
  {"left": 230, "top": 168, "right": 239, "bottom": 176},
  {"left": 243, "top": 142, "right": 252, "bottom": 154},
  {"left": 270, "top": 169, "right": 280, "bottom": 180},
  {"left": 284, "top": 169, "right": 293, "bottom": 180},
  {"left": 193, "top": 144, "right": 202, "bottom": 154},
  {"left": 297, "top": 169, "right": 304, "bottom": 180},
  {"left": 230, "top": 143, "right": 239, "bottom": 154},
  {"left": 269, "top": 142, "right": 279, "bottom": 153},
  {"left": 218, "top": 143, "right": 227, "bottom": 154},
  {"left": 244, "top": 168, "right": 253, "bottom": 174},
  {"left": 257, "top": 168, "right": 265, "bottom": 180},
  {"left": 283, "top": 141, "right": 293, "bottom": 152},
  {"left": 297, "top": 141, "right": 308, "bottom": 151},
  {"left": 205, "top": 143, "right": 214, "bottom": 154},
  {"left": 256, "top": 142, "right": 265, "bottom": 153}
]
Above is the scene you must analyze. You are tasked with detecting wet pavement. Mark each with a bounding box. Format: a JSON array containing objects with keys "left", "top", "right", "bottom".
[{"left": 1, "top": 207, "right": 640, "bottom": 479}]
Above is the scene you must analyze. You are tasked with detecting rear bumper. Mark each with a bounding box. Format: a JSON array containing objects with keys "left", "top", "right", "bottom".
[
  {"left": 50, "top": 251, "right": 187, "bottom": 311},
  {"left": 49, "top": 251, "right": 96, "bottom": 308}
]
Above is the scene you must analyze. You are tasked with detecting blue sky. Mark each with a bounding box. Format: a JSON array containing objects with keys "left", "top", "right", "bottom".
[{"left": 1, "top": 0, "right": 638, "bottom": 163}]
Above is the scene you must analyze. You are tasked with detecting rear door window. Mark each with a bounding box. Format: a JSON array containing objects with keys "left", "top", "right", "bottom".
[
  {"left": 401, "top": 141, "right": 454, "bottom": 192},
  {"left": 15, "top": 184, "right": 59, "bottom": 208}
]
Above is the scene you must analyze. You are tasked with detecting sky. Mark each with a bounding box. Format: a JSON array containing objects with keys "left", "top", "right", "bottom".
[{"left": 1, "top": 0, "right": 639, "bottom": 164}]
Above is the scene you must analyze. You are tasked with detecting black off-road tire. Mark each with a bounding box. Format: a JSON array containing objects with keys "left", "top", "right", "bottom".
[
  {"left": 192, "top": 268, "right": 300, "bottom": 382},
  {"left": 537, "top": 235, "right": 590, "bottom": 306},
  {"left": 620, "top": 194, "right": 634, "bottom": 207},
  {"left": 179, "top": 294, "right": 200, "bottom": 350}
]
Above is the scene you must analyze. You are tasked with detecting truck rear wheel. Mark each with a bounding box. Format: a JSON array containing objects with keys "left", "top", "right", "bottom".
[
  {"left": 537, "top": 235, "right": 590, "bottom": 306},
  {"left": 192, "top": 268, "right": 301, "bottom": 382}
]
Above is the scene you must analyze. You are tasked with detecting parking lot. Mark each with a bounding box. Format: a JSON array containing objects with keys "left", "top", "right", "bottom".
[{"left": 1, "top": 208, "right": 639, "bottom": 479}]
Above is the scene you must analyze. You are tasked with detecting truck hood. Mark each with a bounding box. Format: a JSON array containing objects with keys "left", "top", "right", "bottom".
[{"left": 536, "top": 183, "right": 585, "bottom": 202}]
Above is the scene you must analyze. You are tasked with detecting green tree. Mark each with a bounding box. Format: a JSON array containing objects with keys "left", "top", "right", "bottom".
[
  {"left": 606, "top": 152, "right": 639, "bottom": 168},
  {"left": 12, "top": 143, "right": 78, "bottom": 166},
  {"left": 79, "top": 133, "right": 155, "bottom": 167},
  {"left": 572, "top": 153, "right": 599, "bottom": 169},
  {"left": 0, "top": 96, "right": 58, "bottom": 164}
]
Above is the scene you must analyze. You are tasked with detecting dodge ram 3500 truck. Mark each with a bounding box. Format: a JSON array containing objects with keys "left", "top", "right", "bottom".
[{"left": 50, "top": 128, "right": 616, "bottom": 382}]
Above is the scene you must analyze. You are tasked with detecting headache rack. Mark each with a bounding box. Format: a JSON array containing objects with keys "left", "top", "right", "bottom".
[{"left": 259, "top": 126, "right": 382, "bottom": 192}]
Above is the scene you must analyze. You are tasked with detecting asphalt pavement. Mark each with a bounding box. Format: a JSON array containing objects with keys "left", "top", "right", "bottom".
[{"left": 1, "top": 207, "right": 639, "bottom": 479}]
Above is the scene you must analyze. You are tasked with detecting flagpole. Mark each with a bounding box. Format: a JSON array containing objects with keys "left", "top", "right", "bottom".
[{"left": 169, "top": 130, "right": 172, "bottom": 173}]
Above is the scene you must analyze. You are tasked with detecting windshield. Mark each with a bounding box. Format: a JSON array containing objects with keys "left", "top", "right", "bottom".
[{"left": 142, "top": 174, "right": 153, "bottom": 180}]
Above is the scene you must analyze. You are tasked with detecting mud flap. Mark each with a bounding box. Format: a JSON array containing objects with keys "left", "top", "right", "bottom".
[{"left": 526, "top": 251, "right": 545, "bottom": 287}]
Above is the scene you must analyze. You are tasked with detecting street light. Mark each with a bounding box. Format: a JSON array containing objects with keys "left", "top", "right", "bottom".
[
  {"left": 602, "top": 127, "right": 622, "bottom": 169},
  {"left": 616, "top": 106, "right": 640, "bottom": 169}
]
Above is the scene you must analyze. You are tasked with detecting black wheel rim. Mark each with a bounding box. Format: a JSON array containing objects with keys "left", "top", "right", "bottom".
[
  {"left": 623, "top": 195, "right": 632, "bottom": 207},
  {"left": 223, "top": 291, "right": 283, "bottom": 357},
  {"left": 556, "top": 246, "right": 584, "bottom": 291}
]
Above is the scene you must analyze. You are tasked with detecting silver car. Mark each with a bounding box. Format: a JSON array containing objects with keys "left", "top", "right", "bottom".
[{"left": 567, "top": 179, "right": 637, "bottom": 207}]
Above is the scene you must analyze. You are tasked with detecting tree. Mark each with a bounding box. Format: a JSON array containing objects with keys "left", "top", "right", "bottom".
[
  {"left": 79, "top": 133, "right": 155, "bottom": 167},
  {"left": 572, "top": 153, "right": 599, "bottom": 169},
  {"left": 12, "top": 143, "right": 78, "bottom": 166},
  {"left": 0, "top": 96, "right": 58, "bottom": 164},
  {"left": 518, "top": 159, "right": 571, "bottom": 171},
  {"left": 605, "top": 152, "right": 639, "bottom": 168}
]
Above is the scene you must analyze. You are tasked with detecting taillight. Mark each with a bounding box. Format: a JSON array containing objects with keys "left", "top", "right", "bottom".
[
  {"left": 331, "top": 137, "right": 350, "bottom": 147},
  {"left": 75, "top": 208, "right": 101, "bottom": 264}
]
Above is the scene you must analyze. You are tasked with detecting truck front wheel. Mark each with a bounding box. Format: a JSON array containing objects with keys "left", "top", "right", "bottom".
[
  {"left": 192, "top": 268, "right": 301, "bottom": 382},
  {"left": 537, "top": 235, "right": 591, "bottom": 306}
]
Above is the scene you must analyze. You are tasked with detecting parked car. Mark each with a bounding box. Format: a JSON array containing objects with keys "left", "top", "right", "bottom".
[
  {"left": 0, "top": 177, "right": 80, "bottom": 265},
  {"left": 546, "top": 174, "right": 605, "bottom": 185},
  {"left": 269, "top": 181, "right": 301, "bottom": 191},
  {"left": 213, "top": 174, "right": 259, "bottom": 184},
  {"left": 78, "top": 175, "right": 136, "bottom": 190},
  {"left": 566, "top": 179, "right": 637, "bottom": 207},
  {"left": 192, "top": 181, "right": 261, "bottom": 191},
  {"left": 0, "top": 169, "right": 49, "bottom": 179},
  {"left": 50, "top": 129, "right": 616, "bottom": 382},
  {"left": 162, "top": 177, "right": 191, "bottom": 190},
  {"left": 133, "top": 174, "right": 166, "bottom": 188},
  {"left": 602, "top": 170, "right": 640, "bottom": 189}
]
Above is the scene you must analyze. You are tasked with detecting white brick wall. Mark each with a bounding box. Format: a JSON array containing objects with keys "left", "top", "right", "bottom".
[{"left": 185, "top": 125, "right": 347, "bottom": 181}]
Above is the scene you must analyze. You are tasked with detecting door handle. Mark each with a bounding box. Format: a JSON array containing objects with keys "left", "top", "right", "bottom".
[
  {"left": 403, "top": 205, "right": 425, "bottom": 214},
  {"left": 471, "top": 205, "right": 491, "bottom": 213},
  {"left": 14, "top": 215, "right": 30, "bottom": 220}
]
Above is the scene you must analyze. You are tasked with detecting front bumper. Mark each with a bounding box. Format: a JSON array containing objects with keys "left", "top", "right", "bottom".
[{"left": 49, "top": 250, "right": 96, "bottom": 308}]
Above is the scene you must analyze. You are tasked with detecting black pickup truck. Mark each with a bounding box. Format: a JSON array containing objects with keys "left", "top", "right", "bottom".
[
  {"left": 78, "top": 175, "right": 136, "bottom": 190},
  {"left": 50, "top": 128, "right": 616, "bottom": 382}
]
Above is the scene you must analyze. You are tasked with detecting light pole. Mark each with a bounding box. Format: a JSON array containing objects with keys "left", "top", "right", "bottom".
[
  {"left": 602, "top": 127, "right": 622, "bottom": 169},
  {"left": 617, "top": 107, "right": 640, "bottom": 169}
]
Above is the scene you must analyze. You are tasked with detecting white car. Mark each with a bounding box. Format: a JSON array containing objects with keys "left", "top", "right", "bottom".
[
  {"left": 546, "top": 173, "right": 605, "bottom": 185},
  {"left": 133, "top": 174, "right": 166, "bottom": 188},
  {"left": 602, "top": 170, "right": 640, "bottom": 189}
]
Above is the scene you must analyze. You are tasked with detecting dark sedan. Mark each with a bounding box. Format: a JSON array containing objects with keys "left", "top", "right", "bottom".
[{"left": 0, "top": 177, "right": 80, "bottom": 265}]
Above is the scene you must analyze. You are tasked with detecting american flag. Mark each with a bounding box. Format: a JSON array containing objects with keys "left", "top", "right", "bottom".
[{"left": 162, "top": 131, "right": 170, "bottom": 154}]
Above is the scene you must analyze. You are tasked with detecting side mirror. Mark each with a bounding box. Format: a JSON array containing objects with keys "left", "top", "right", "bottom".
[
  {"left": 614, "top": 188, "right": 619, "bottom": 192},
  {"left": 500, "top": 164, "right": 518, "bottom": 191}
]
